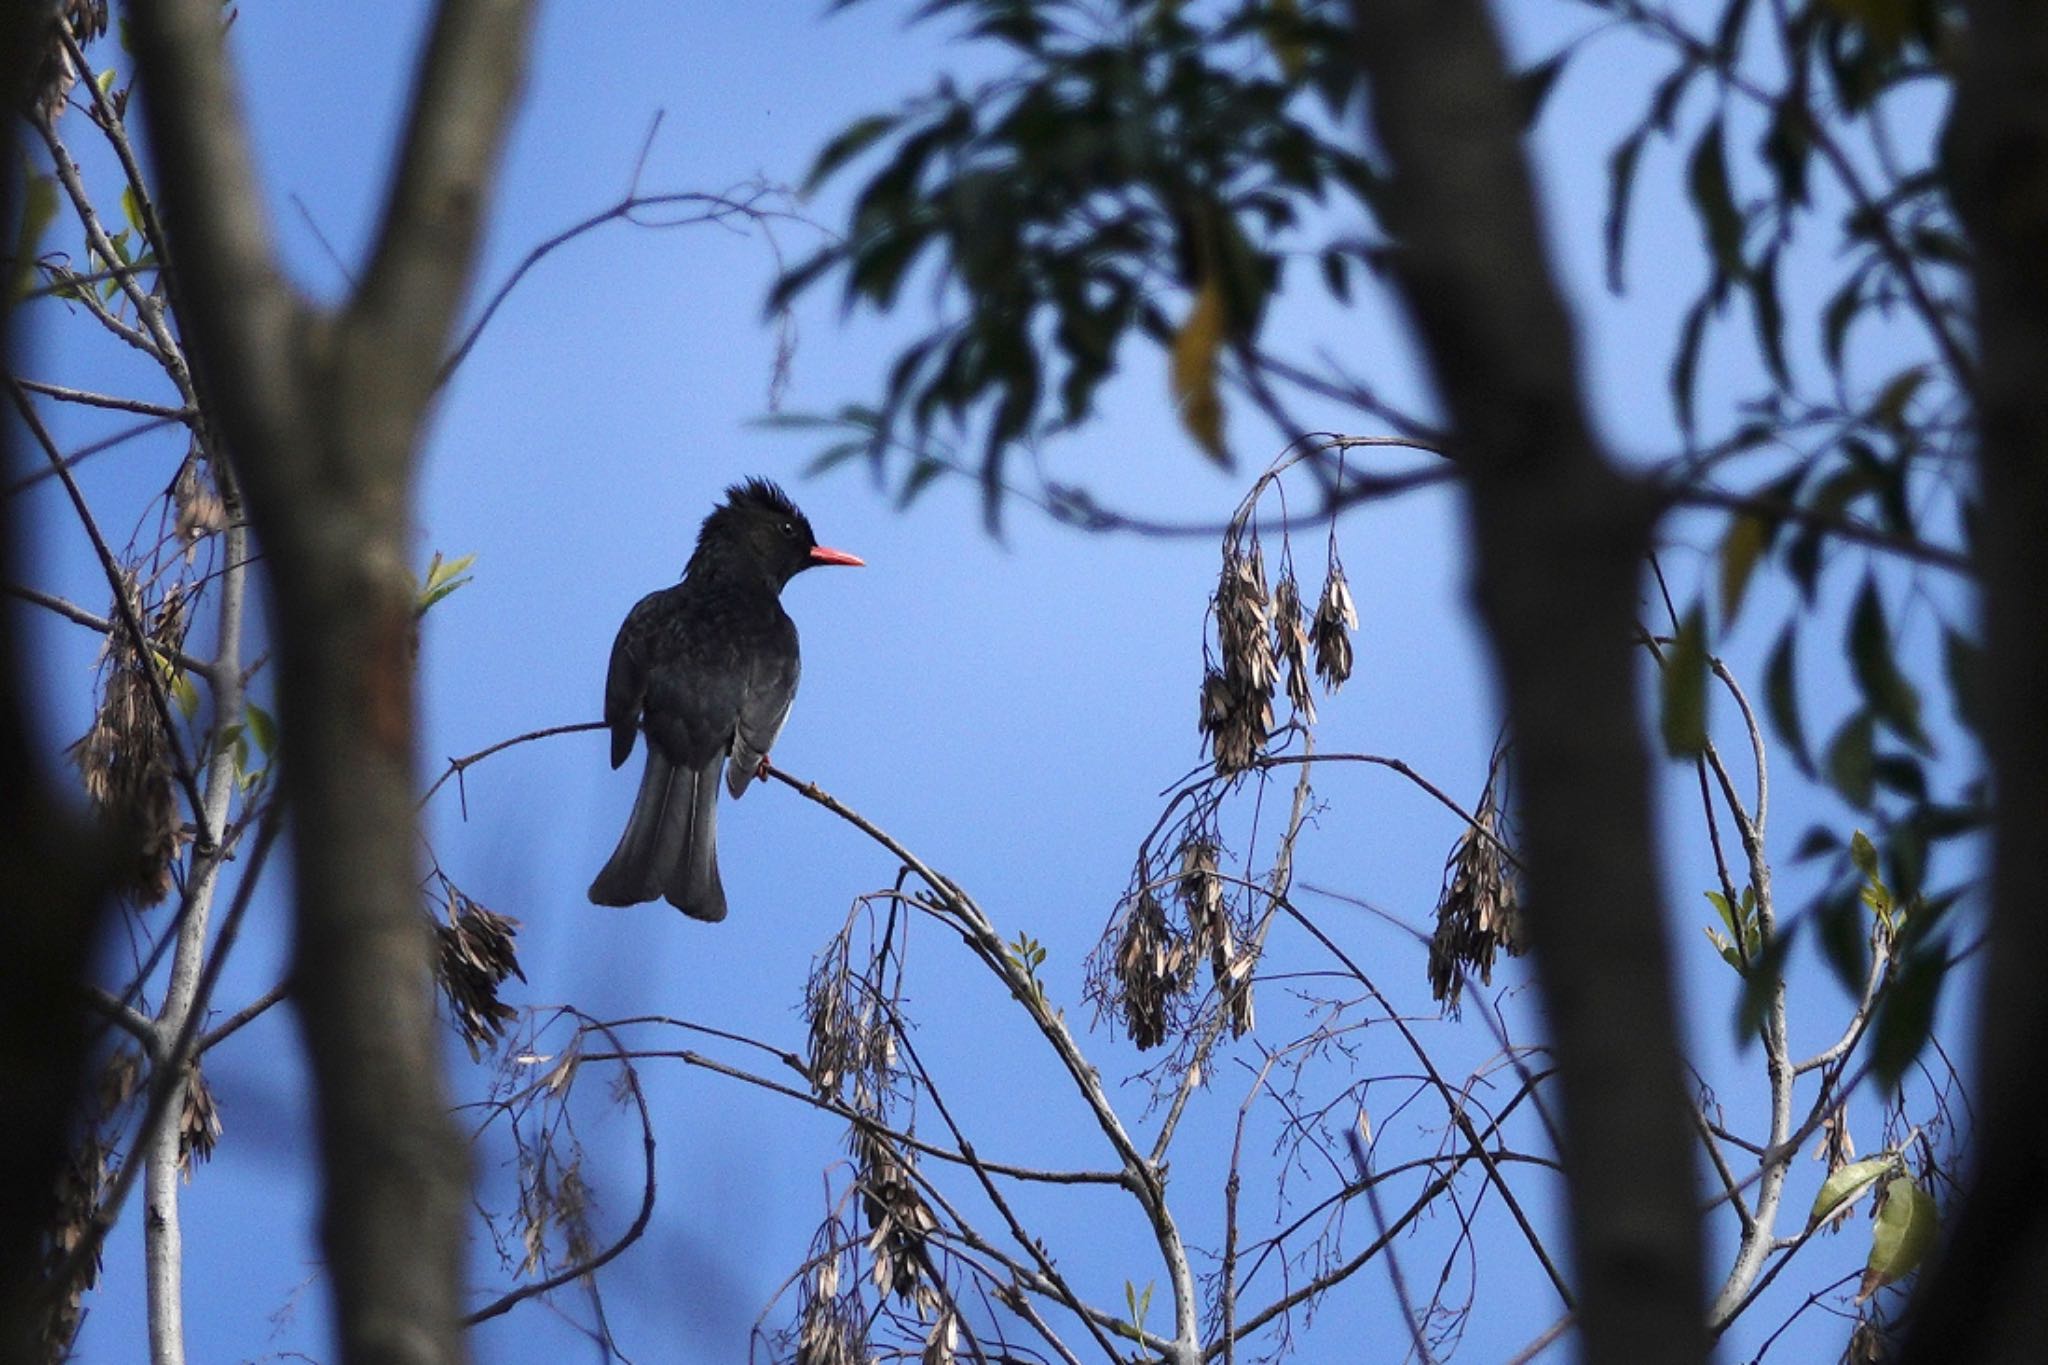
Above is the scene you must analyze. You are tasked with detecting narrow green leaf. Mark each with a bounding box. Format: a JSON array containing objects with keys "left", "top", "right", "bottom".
[
  {"left": 171, "top": 671, "right": 200, "bottom": 723},
  {"left": 1848, "top": 576, "right": 1928, "bottom": 751},
  {"left": 1764, "top": 623, "right": 1813, "bottom": 775},
  {"left": 1686, "top": 117, "right": 1745, "bottom": 281},
  {"left": 802, "top": 113, "right": 902, "bottom": 194},
  {"left": 1941, "top": 628, "right": 1984, "bottom": 738},
  {"left": 1749, "top": 247, "right": 1789, "bottom": 387},
  {"left": 1849, "top": 830, "right": 1880, "bottom": 879},
  {"left": 1604, "top": 129, "right": 1647, "bottom": 293},
  {"left": 1718, "top": 513, "right": 1769, "bottom": 623},
  {"left": 245, "top": 701, "right": 279, "bottom": 757},
  {"left": 1816, "top": 884, "right": 1869, "bottom": 996},
  {"left": 1872, "top": 944, "right": 1950, "bottom": 1092},
  {"left": 1671, "top": 295, "right": 1710, "bottom": 436},
  {"left": 1660, "top": 604, "right": 1709, "bottom": 756},
  {"left": 1825, "top": 711, "right": 1876, "bottom": 808},
  {"left": 1734, "top": 929, "right": 1793, "bottom": 1048}
]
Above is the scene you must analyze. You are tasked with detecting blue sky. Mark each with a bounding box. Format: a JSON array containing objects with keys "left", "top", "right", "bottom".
[{"left": 14, "top": 3, "right": 1977, "bottom": 1362}]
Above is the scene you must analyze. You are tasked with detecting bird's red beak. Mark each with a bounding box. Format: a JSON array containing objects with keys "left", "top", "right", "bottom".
[{"left": 809, "top": 545, "right": 865, "bottom": 568}]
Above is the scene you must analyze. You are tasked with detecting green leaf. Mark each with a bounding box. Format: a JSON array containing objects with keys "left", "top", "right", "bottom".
[
  {"left": 1671, "top": 295, "right": 1710, "bottom": 435},
  {"left": 416, "top": 551, "right": 477, "bottom": 616},
  {"left": 1660, "top": 604, "right": 1709, "bottom": 756},
  {"left": 1734, "top": 929, "right": 1792, "bottom": 1048},
  {"left": 1748, "top": 246, "right": 1789, "bottom": 387},
  {"left": 1849, "top": 829, "right": 1880, "bottom": 880},
  {"left": 1718, "top": 514, "right": 1769, "bottom": 623},
  {"left": 1791, "top": 825, "right": 1842, "bottom": 860},
  {"left": 1604, "top": 128, "right": 1648, "bottom": 292},
  {"left": 1941, "top": 628, "right": 1984, "bottom": 738},
  {"left": 9, "top": 175, "right": 58, "bottom": 301},
  {"left": 1872, "top": 944, "right": 1949, "bottom": 1092},
  {"left": 802, "top": 113, "right": 902, "bottom": 195},
  {"left": 171, "top": 671, "right": 200, "bottom": 723},
  {"left": 1809, "top": 1157, "right": 1895, "bottom": 1230},
  {"left": 1859, "top": 1176, "right": 1937, "bottom": 1300},
  {"left": 1764, "top": 623, "right": 1813, "bottom": 775},
  {"left": 1686, "top": 117, "right": 1745, "bottom": 281},
  {"left": 245, "top": 701, "right": 279, "bottom": 757},
  {"left": 1822, "top": 271, "right": 1864, "bottom": 372},
  {"left": 1825, "top": 711, "right": 1876, "bottom": 808},
  {"left": 1848, "top": 576, "right": 1928, "bottom": 751},
  {"left": 1816, "top": 884, "right": 1869, "bottom": 996},
  {"left": 122, "top": 185, "right": 145, "bottom": 235}
]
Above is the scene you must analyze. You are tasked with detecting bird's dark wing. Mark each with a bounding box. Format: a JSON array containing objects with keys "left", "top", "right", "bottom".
[
  {"left": 602, "top": 592, "right": 666, "bottom": 770},
  {"left": 727, "top": 617, "right": 800, "bottom": 798}
]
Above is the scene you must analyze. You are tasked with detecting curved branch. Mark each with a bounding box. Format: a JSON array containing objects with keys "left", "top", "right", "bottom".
[{"left": 461, "top": 1019, "right": 656, "bottom": 1328}]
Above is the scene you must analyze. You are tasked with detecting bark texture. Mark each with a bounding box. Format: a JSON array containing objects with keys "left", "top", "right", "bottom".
[
  {"left": 0, "top": 10, "right": 116, "bottom": 1363},
  {"left": 125, "top": 2, "right": 536, "bottom": 1361},
  {"left": 1347, "top": 3, "right": 1706, "bottom": 1361},
  {"left": 1898, "top": 4, "right": 2048, "bottom": 1359}
]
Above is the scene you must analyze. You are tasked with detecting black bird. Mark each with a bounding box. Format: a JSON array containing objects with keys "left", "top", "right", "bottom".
[{"left": 588, "top": 479, "right": 863, "bottom": 919}]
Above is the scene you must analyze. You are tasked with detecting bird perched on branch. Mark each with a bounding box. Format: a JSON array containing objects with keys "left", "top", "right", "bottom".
[{"left": 588, "top": 478, "right": 863, "bottom": 919}]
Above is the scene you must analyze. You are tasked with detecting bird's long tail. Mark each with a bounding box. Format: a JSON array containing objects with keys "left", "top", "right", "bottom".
[{"left": 587, "top": 752, "right": 728, "bottom": 921}]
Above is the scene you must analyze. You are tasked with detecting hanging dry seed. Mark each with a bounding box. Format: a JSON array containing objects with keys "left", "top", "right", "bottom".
[
  {"left": 1274, "top": 571, "right": 1315, "bottom": 723},
  {"left": 1312, "top": 558, "right": 1359, "bottom": 691},
  {"left": 178, "top": 1061, "right": 222, "bottom": 1176},
  {"left": 1113, "top": 889, "right": 1189, "bottom": 1050},
  {"left": 855, "top": 1129, "right": 940, "bottom": 1313},
  {"left": 1200, "top": 539, "right": 1279, "bottom": 774},
  {"left": 71, "top": 571, "right": 182, "bottom": 904},
  {"left": 433, "top": 893, "right": 525, "bottom": 1060},
  {"left": 172, "top": 452, "right": 228, "bottom": 553},
  {"left": 1428, "top": 780, "right": 1523, "bottom": 1015}
]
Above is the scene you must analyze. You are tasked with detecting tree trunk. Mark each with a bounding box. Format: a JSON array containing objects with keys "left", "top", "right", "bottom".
[
  {"left": 127, "top": 2, "right": 537, "bottom": 1360},
  {"left": 1897, "top": 4, "right": 2048, "bottom": 1359},
  {"left": 1347, "top": 4, "right": 1706, "bottom": 1362}
]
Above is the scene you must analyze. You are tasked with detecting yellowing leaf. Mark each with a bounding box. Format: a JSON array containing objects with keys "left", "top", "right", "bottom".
[
  {"left": 1858, "top": 1176, "right": 1937, "bottom": 1300},
  {"left": 1809, "top": 1157, "right": 1892, "bottom": 1230},
  {"left": 1718, "top": 513, "right": 1768, "bottom": 622},
  {"left": 1170, "top": 276, "right": 1230, "bottom": 465}
]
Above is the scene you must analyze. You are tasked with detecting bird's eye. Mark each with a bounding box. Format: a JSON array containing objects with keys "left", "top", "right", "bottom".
[{"left": 779, "top": 520, "right": 797, "bottom": 538}]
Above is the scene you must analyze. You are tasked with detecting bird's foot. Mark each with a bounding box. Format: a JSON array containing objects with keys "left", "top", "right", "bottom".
[{"left": 755, "top": 754, "right": 771, "bottom": 780}]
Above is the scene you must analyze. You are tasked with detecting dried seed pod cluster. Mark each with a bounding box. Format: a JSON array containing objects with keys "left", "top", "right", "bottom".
[
  {"left": 432, "top": 890, "right": 525, "bottom": 1060},
  {"left": 855, "top": 1129, "right": 941, "bottom": 1313},
  {"left": 178, "top": 1062, "right": 222, "bottom": 1175},
  {"left": 1274, "top": 572, "right": 1316, "bottom": 724},
  {"left": 1180, "top": 839, "right": 1255, "bottom": 1038},
  {"left": 792, "top": 1217, "right": 868, "bottom": 1365},
  {"left": 1200, "top": 541, "right": 1277, "bottom": 774},
  {"left": 1312, "top": 558, "right": 1358, "bottom": 690},
  {"left": 1200, "top": 523, "right": 1361, "bottom": 775},
  {"left": 1428, "top": 778, "right": 1524, "bottom": 1015},
  {"left": 1111, "top": 889, "right": 1191, "bottom": 1050},
  {"left": 71, "top": 573, "right": 187, "bottom": 904},
  {"left": 172, "top": 453, "right": 229, "bottom": 553},
  {"left": 804, "top": 952, "right": 898, "bottom": 1108}
]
